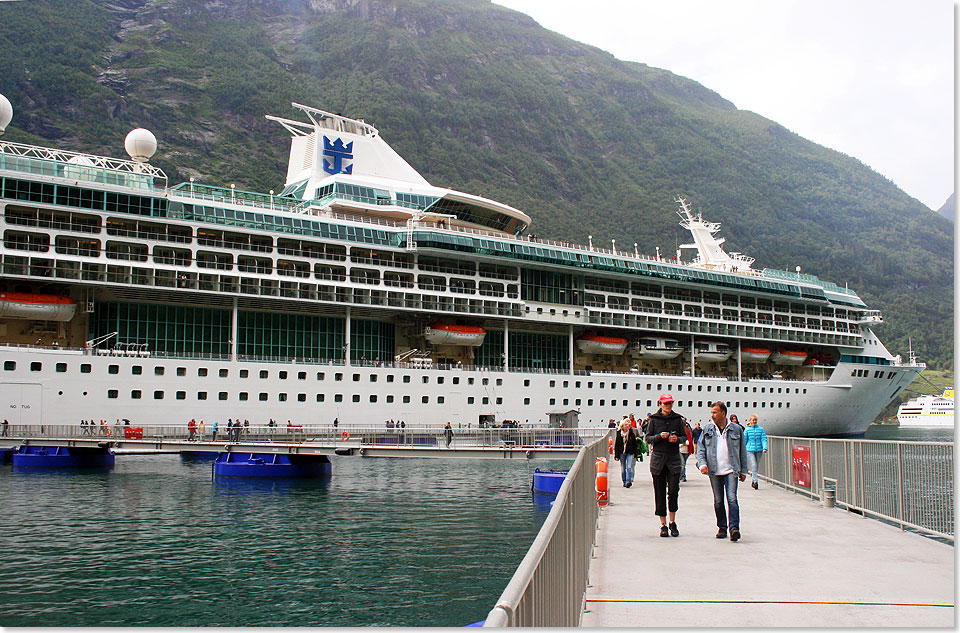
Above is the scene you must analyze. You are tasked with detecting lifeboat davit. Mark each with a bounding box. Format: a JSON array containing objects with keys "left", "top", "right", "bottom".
[
  {"left": 630, "top": 337, "right": 683, "bottom": 360},
  {"left": 424, "top": 323, "right": 486, "bottom": 347},
  {"left": 770, "top": 349, "right": 808, "bottom": 365},
  {"left": 693, "top": 341, "right": 733, "bottom": 363},
  {"left": 0, "top": 292, "right": 76, "bottom": 321},
  {"left": 738, "top": 347, "right": 772, "bottom": 363},
  {"left": 576, "top": 335, "right": 628, "bottom": 355}
]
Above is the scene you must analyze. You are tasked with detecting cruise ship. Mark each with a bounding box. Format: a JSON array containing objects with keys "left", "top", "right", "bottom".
[
  {"left": 0, "top": 97, "right": 926, "bottom": 436},
  {"left": 897, "top": 387, "right": 954, "bottom": 428}
]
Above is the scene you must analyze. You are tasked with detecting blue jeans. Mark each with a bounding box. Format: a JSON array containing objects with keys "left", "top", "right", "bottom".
[
  {"left": 619, "top": 453, "right": 636, "bottom": 484},
  {"left": 709, "top": 473, "right": 740, "bottom": 530},
  {"left": 747, "top": 451, "right": 764, "bottom": 483}
]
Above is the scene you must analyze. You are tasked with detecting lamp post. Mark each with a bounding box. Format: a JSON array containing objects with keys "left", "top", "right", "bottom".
[
  {"left": 189, "top": 176, "right": 194, "bottom": 197},
  {"left": 634, "top": 242, "right": 639, "bottom": 258},
  {"left": 230, "top": 183, "right": 235, "bottom": 204},
  {"left": 269, "top": 190, "right": 274, "bottom": 211},
  {"left": 588, "top": 235, "right": 593, "bottom": 251}
]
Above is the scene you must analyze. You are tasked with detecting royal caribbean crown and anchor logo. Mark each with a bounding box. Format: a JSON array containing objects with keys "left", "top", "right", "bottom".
[{"left": 322, "top": 136, "right": 353, "bottom": 175}]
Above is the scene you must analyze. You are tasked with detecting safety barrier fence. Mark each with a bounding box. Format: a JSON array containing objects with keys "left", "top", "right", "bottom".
[
  {"left": 0, "top": 423, "right": 608, "bottom": 450},
  {"left": 760, "top": 435, "right": 954, "bottom": 541},
  {"left": 484, "top": 433, "right": 611, "bottom": 627}
]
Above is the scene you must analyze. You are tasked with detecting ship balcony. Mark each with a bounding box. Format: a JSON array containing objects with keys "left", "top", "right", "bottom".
[{"left": 0, "top": 140, "right": 165, "bottom": 189}]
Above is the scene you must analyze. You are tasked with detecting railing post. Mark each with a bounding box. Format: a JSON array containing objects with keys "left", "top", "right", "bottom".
[{"left": 896, "top": 442, "right": 905, "bottom": 532}]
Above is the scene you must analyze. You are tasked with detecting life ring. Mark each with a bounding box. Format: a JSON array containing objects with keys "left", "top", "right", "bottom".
[
  {"left": 341, "top": 431, "right": 350, "bottom": 441},
  {"left": 104, "top": 427, "right": 111, "bottom": 436}
]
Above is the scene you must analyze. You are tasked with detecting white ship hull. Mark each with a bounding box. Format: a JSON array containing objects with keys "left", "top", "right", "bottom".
[{"left": 0, "top": 347, "right": 922, "bottom": 437}]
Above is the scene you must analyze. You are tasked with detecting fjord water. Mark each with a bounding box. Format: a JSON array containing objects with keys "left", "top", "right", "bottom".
[{"left": 0, "top": 455, "right": 568, "bottom": 627}]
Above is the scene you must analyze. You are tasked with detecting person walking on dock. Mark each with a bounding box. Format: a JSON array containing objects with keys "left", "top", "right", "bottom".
[
  {"left": 212, "top": 420, "right": 218, "bottom": 442},
  {"left": 1, "top": 418, "right": 7, "bottom": 437},
  {"left": 187, "top": 419, "right": 197, "bottom": 441},
  {"left": 696, "top": 401, "right": 749, "bottom": 542},
  {"left": 444, "top": 421, "right": 453, "bottom": 448},
  {"left": 614, "top": 419, "right": 639, "bottom": 488},
  {"left": 645, "top": 394, "right": 686, "bottom": 537},
  {"left": 743, "top": 414, "right": 768, "bottom": 489}
]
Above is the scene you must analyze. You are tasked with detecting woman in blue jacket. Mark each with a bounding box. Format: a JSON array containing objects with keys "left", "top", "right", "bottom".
[{"left": 743, "top": 414, "right": 768, "bottom": 489}]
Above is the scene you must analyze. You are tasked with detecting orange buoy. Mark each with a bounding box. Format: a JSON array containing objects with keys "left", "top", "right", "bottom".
[
  {"left": 596, "top": 456, "right": 608, "bottom": 506},
  {"left": 341, "top": 431, "right": 350, "bottom": 441}
]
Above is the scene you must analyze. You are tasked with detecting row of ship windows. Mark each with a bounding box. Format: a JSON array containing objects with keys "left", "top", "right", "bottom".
[
  {"left": 3, "top": 361, "right": 809, "bottom": 395},
  {"left": 853, "top": 369, "right": 899, "bottom": 379},
  {"left": 92, "top": 389, "right": 792, "bottom": 410}
]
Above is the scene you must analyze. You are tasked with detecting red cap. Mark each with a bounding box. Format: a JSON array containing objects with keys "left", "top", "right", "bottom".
[{"left": 658, "top": 393, "right": 674, "bottom": 404}]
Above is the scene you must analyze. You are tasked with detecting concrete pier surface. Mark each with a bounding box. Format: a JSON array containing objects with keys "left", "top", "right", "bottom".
[{"left": 582, "top": 465, "right": 954, "bottom": 627}]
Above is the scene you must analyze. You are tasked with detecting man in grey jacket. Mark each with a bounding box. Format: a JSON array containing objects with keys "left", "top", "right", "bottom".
[{"left": 696, "top": 401, "right": 748, "bottom": 541}]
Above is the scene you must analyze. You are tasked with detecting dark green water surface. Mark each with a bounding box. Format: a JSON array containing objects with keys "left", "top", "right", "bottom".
[{"left": 0, "top": 455, "right": 568, "bottom": 627}]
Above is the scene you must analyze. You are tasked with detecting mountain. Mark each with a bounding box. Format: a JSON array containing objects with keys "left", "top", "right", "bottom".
[
  {"left": 0, "top": 0, "right": 953, "bottom": 369},
  {"left": 936, "top": 193, "right": 954, "bottom": 221}
]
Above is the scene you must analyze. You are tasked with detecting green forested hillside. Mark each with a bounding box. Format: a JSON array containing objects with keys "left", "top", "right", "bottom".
[{"left": 0, "top": 0, "right": 952, "bottom": 368}]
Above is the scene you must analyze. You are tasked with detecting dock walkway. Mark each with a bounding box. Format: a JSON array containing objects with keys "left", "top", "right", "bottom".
[{"left": 582, "top": 467, "right": 954, "bottom": 627}]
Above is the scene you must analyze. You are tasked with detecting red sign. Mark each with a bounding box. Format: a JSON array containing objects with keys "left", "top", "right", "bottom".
[{"left": 792, "top": 445, "right": 811, "bottom": 488}]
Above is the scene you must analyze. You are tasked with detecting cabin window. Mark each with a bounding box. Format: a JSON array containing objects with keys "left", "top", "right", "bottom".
[{"left": 107, "top": 390, "right": 118, "bottom": 399}]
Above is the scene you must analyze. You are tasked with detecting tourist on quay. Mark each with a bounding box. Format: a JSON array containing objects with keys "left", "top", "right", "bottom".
[
  {"left": 212, "top": 420, "right": 218, "bottom": 441},
  {"left": 444, "top": 421, "right": 453, "bottom": 448},
  {"left": 607, "top": 419, "right": 617, "bottom": 429},
  {"left": 696, "top": 401, "right": 749, "bottom": 542},
  {"left": 333, "top": 417, "right": 339, "bottom": 429},
  {"left": 80, "top": 420, "right": 87, "bottom": 436},
  {"left": 2, "top": 418, "right": 8, "bottom": 437},
  {"left": 743, "top": 414, "right": 768, "bottom": 490},
  {"left": 645, "top": 394, "right": 686, "bottom": 537},
  {"left": 198, "top": 420, "right": 206, "bottom": 441},
  {"left": 729, "top": 414, "right": 742, "bottom": 429},
  {"left": 692, "top": 422, "right": 702, "bottom": 446},
  {"left": 187, "top": 419, "right": 197, "bottom": 441},
  {"left": 679, "top": 418, "right": 694, "bottom": 482},
  {"left": 614, "top": 419, "right": 639, "bottom": 488}
]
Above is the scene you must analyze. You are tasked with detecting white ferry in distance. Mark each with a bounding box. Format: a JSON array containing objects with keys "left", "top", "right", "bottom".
[
  {"left": 0, "top": 95, "right": 926, "bottom": 436},
  {"left": 897, "top": 387, "right": 954, "bottom": 428}
]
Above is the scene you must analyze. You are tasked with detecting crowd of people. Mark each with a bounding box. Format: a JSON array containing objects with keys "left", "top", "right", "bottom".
[{"left": 610, "top": 394, "right": 768, "bottom": 542}]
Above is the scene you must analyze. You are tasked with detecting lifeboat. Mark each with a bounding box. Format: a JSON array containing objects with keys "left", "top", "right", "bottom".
[
  {"left": 576, "top": 335, "right": 628, "bottom": 355},
  {"left": 629, "top": 337, "right": 682, "bottom": 360},
  {"left": 424, "top": 323, "right": 486, "bottom": 347},
  {"left": 770, "top": 349, "right": 808, "bottom": 365},
  {"left": 693, "top": 341, "right": 733, "bottom": 363},
  {"left": 738, "top": 347, "right": 772, "bottom": 363},
  {"left": 0, "top": 292, "right": 76, "bottom": 321}
]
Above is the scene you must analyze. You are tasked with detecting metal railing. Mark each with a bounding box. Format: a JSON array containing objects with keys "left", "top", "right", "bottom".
[
  {"left": 760, "top": 435, "right": 954, "bottom": 541},
  {"left": 484, "top": 433, "right": 611, "bottom": 627},
  {"left": 0, "top": 423, "right": 608, "bottom": 451}
]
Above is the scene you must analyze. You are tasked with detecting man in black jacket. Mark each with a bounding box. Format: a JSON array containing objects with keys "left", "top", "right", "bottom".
[{"left": 645, "top": 394, "right": 687, "bottom": 537}]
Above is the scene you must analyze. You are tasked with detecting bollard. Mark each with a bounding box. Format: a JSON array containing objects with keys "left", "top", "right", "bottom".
[{"left": 821, "top": 488, "right": 836, "bottom": 508}]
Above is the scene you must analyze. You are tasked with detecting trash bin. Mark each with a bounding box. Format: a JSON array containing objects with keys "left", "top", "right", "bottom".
[{"left": 821, "top": 488, "right": 836, "bottom": 508}]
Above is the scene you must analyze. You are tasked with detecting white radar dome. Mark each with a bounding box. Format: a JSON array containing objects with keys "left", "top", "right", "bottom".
[
  {"left": 124, "top": 128, "right": 157, "bottom": 162},
  {"left": 0, "top": 93, "right": 12, "bottom": 135}
]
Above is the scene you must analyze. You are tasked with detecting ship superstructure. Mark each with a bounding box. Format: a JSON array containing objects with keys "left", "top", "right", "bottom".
[{"left": 0, "top": 99, "right": 925, "bottom": 435}]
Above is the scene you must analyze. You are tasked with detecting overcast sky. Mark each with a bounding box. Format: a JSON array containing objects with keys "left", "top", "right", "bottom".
[{"left": 494, "top": 0, "right": 954, "bottom": 211}]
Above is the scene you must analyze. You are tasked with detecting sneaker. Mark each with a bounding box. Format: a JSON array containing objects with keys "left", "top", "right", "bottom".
[
  {"left": 752, "top": 481, "right": 759, "bottom": 490},
  {"left": 680, "top": 476, "right": 687, "bottom": 482},
  {"left": 716, "top": 528, "right": 727, "bottom": 539},
  {"left": 625, "top": 482, "right": 632, "bottom": 488},
  {"left": 669, "top": 522, "right": 679, "bottom": 537},
  {"left": 730, "top": 528, "right": 741, "bottom": 542},
  {"left": 660, "top": 525, "right": 670, "bottom": 538}
]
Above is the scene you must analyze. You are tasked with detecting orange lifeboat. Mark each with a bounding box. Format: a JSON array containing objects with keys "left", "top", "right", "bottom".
[
  {"left": 0, "top": 292, "right": 76, "bottom": 321},
  {"left": 738, "top": 347, "right": 772, "bottom": 363},
  {"left": 576, "top": 335, "right": 628, "bottom": 355},
  {"left": 424, "top": 323, "right": 487, "bottom": 346},
  {"left": 770, "top": 349, "right": 808, "bottom": 365}
]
